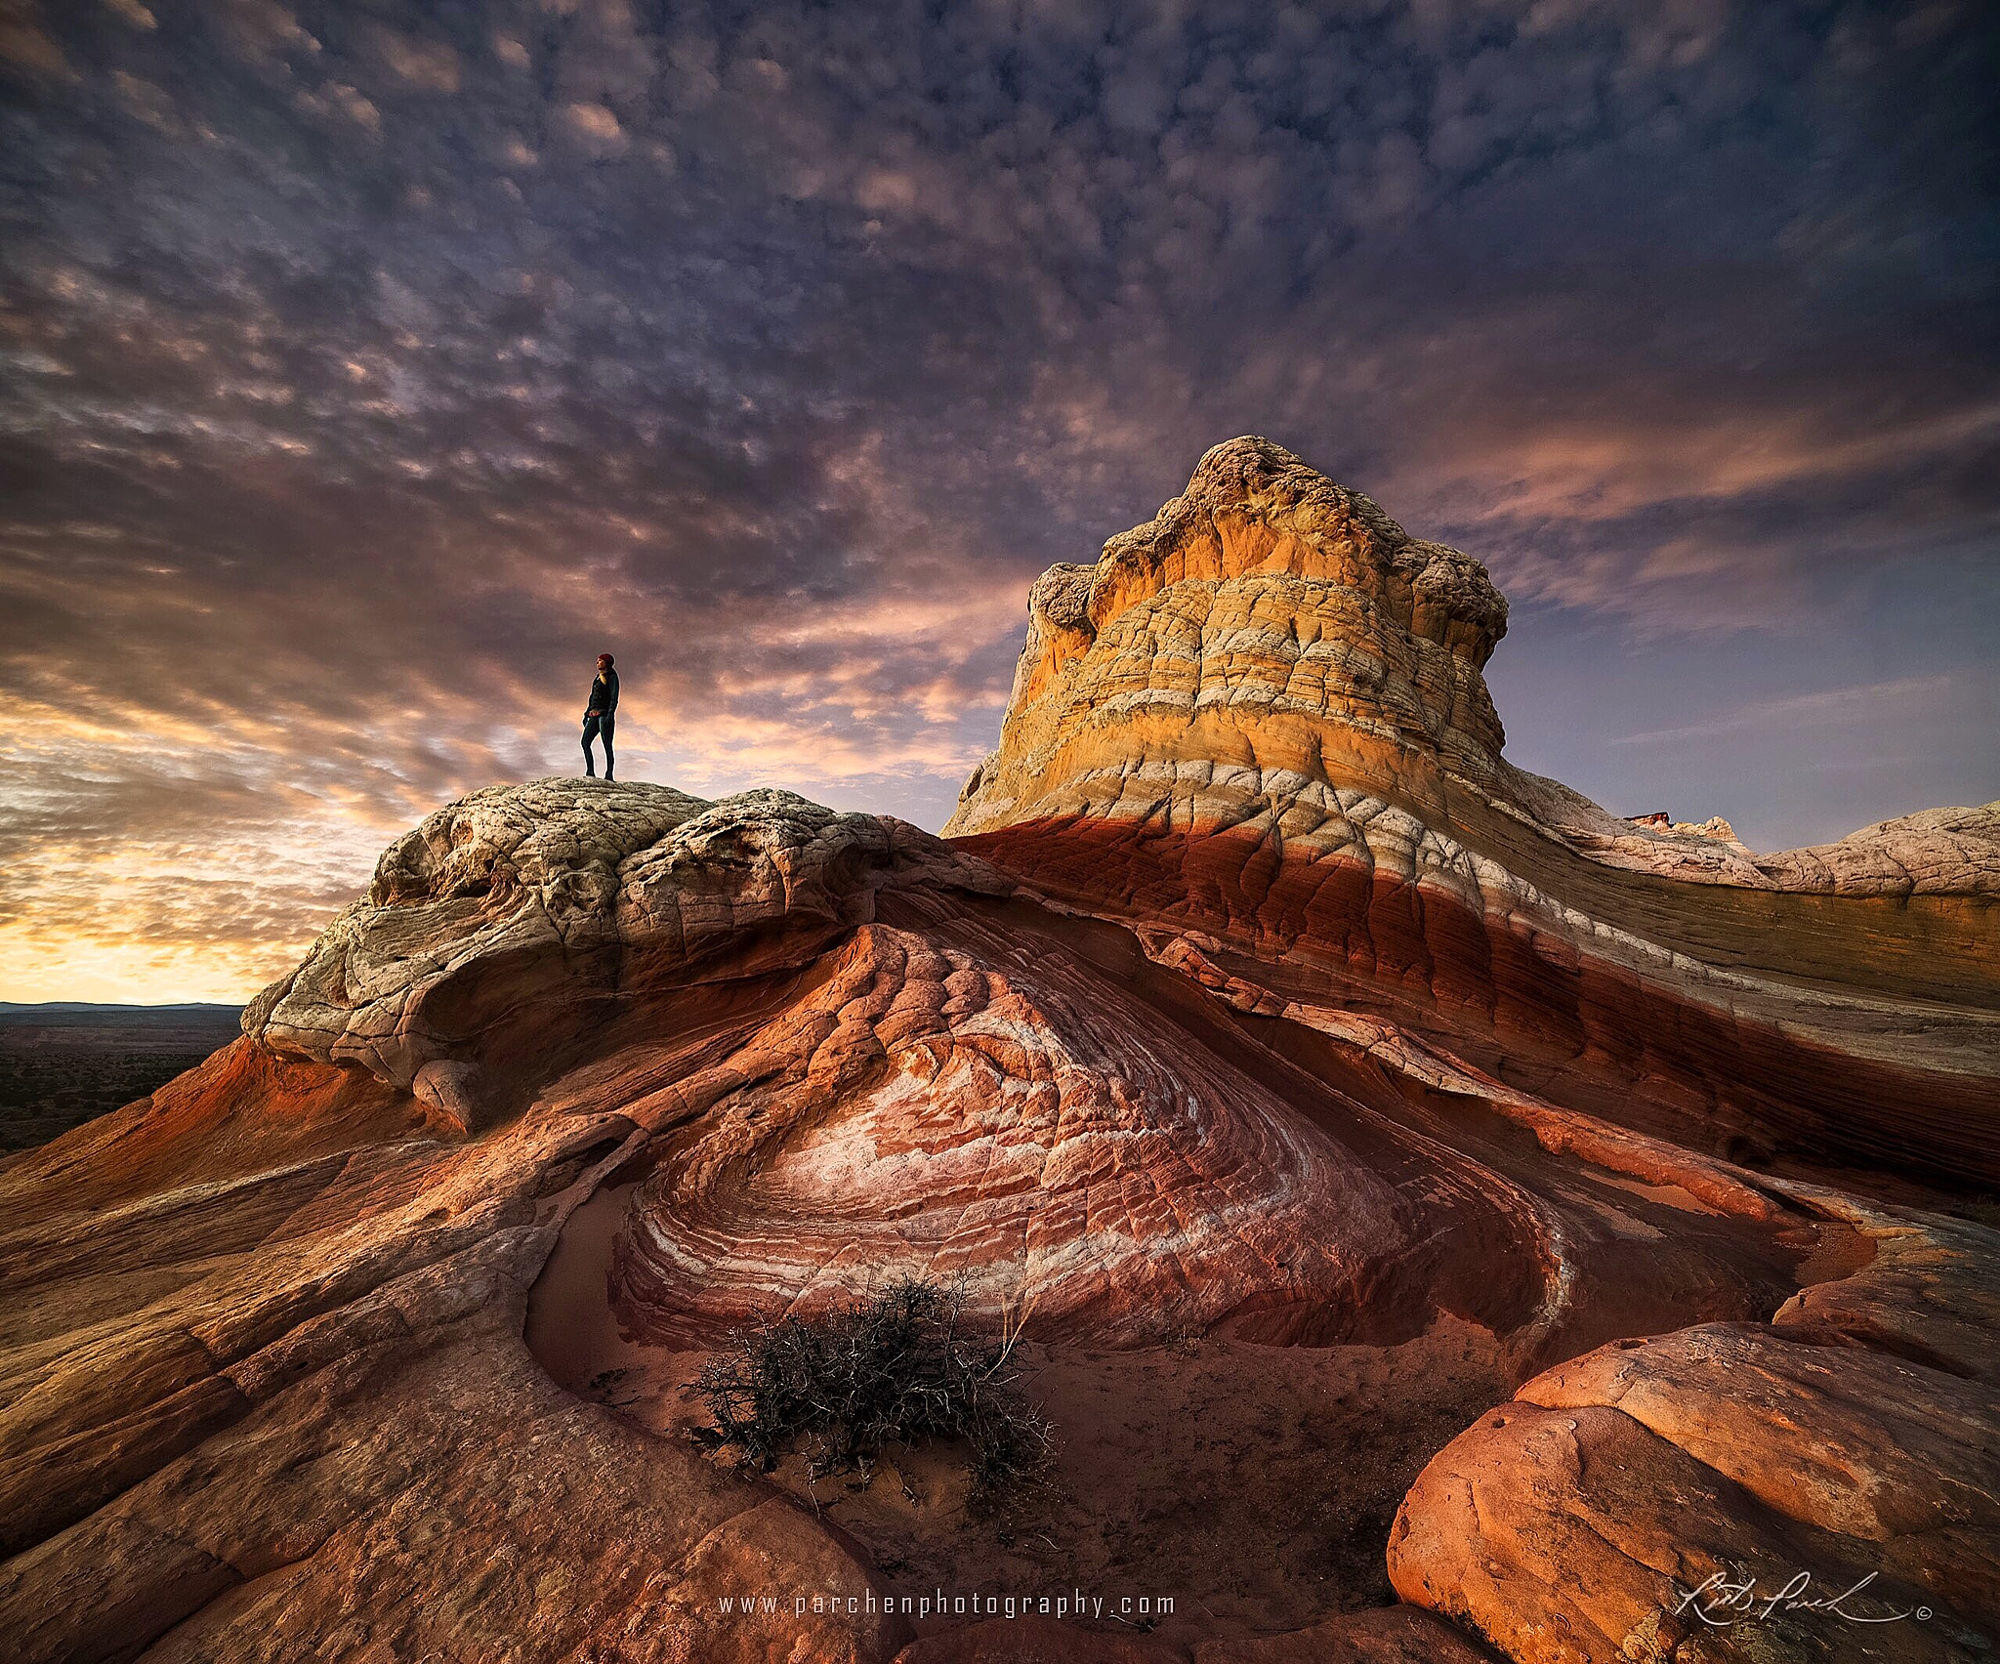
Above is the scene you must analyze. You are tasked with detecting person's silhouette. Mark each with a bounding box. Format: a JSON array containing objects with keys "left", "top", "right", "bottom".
[{"left": 582, "top": 653, "right": 618, "bottom": 780}]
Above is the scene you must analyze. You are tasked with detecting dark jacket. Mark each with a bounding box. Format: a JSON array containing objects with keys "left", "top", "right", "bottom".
[{"left": 586, "top": 668, "right": 618, "bottom": 716}]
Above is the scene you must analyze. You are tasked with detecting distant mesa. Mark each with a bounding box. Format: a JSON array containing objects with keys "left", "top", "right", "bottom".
[{"left": 2, "top": 438, "right": 1995, "bottom": 1664}]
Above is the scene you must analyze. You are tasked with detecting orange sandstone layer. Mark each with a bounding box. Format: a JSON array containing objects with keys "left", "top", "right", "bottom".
[{"left": 2, "top": 439, "right": 1995, "bottom": 1664}]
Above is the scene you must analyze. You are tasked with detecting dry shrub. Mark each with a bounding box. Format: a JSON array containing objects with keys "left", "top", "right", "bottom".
[{"left": 691, "top": 1277, "right": 1050, "bottom": 1512}]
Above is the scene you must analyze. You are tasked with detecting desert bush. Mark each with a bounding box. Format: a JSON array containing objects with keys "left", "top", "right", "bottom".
[{"left": 690, "top": 1276, "right": 1050, "bottom": 1511}]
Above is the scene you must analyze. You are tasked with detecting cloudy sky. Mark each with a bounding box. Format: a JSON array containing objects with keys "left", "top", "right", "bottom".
[{"left": 2, "top": 0, "right": 1995, "bottom": 1002}]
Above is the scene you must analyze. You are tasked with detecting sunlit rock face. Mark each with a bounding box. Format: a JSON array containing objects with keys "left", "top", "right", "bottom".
[
  {"left": 1389, "top": 1195, "right": 2000, "bottom": 1664},
  {"left": 946, "top": 432, "right": 1998, "bottom": 911},
  {"left": 948, "top": 434, "right": 1513, "bottom": 841},
  {"left": 2, "top": 441, "right": 1996, "bottom": 1664},
  {"left": 949, "top": 436, "right": 2000, "bottom": 1192},
  {"left": 929, "top": 436, "right": 2000, "bottom": 1661}
]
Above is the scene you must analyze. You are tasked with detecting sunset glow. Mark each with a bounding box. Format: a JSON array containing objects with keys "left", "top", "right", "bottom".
[{"left": 2, "top": 0, "right": 1995, "bottom": 1003}]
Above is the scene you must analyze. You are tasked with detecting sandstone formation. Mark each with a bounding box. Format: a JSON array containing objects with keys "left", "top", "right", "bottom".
[
  {"left": 947, "top": 437, "right": 1999, "bottom": 1184},
  {"left": 1624, "top": 810, "right": 1738, "bottom": 842},
  {"left": 2, "top": 439, "right": 1995, "bottom": 1663},
  {"left": 1389, "top": 1187, "right": 2000, "bottom": 1663}
]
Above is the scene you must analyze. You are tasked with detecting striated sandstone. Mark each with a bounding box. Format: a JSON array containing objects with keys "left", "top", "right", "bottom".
[
  {"left": 947, "top": 436, "right": 1998, "bottom": 909},
  {"left": 942, "top": 437, "right": 2000, "bottom": 1660},
  {"left": 607, "top": 919, "right": 1425, "bottom": 1348},
  {"left": 1388, "top": 1188, "right": 2000, "bottom": 1660},
  {"left": 947, "top": 436, "right": 1996, "bottom": 968},
  {"left": 3, "top": 438, "right": 1996, "bottom": 1664},
  {"left": 6, "top": 767, "right": 1989, "bottom": 1661},
  {"left": 949, "top": 438, "right": 1999, "bottom": 1190},
  {"left": 249, "top": 780, "right": 1007, "bottom": 1096}
]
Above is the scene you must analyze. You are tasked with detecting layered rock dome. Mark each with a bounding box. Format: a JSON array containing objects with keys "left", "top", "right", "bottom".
[
  {"left": 950, "top": 435, "right": 1514, "bottom": 835},
  {"left": 950, "top": 434, "right": 1997, "bottom": 917},
  {"left": 2, "top": 439, "right": 1995, "bottom": 1664},
  {"left": 951, "top": 436, "right": 2000, "bottom": 1185}
]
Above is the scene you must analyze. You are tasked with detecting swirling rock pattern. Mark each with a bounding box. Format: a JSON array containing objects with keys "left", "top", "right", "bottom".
[
  {"left": 603, "top": 888, "right": 1834, "bottom": 1364},
  {"left": 2, "top": 439, "right": 1995, "bottom": 1664},
  {"left": 609, "top": 920, "right": 1423, "bottom": 1348}
]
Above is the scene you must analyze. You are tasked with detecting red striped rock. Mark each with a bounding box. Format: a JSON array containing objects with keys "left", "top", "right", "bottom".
[
  {"left": 946, "top": 439, "right": 1998, "bottom": 1146},
  {"left": 609, "top": 921, "right": 1420, "bottom": 1347},
  {"left": 3, "top": 438, "right": 1995, "bottom": 1664}
]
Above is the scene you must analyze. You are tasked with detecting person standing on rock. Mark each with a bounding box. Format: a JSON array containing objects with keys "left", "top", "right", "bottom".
[{"left": 582, "top": 653, "right": 618, "bottom": 780}]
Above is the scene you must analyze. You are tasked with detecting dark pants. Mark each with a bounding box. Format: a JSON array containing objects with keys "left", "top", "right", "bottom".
[{"left": 582, "top": 712, "right": 615, "bottom": 778}]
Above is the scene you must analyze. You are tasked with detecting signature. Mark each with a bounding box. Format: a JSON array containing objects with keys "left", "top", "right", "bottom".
[{"left": 1671, "top": 1570, "right": 1932, "bottom": 1627}]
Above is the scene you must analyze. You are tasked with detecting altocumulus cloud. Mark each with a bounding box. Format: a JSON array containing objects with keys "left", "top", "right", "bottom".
[{"left": 0, "top": 0, "right": 1995, "bottom": 1000}]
